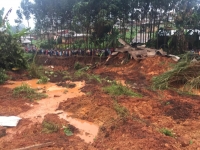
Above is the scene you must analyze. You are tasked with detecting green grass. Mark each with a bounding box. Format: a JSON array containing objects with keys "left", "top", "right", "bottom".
[
  {"left": 37, "top": 76, "right": 49, "bottom": 84},
  {"left": 88, "top": 74, "right": 102, "bottom": 83},
  {"left": 13, "top": 83, "right": 47, "bottom": 101},
  {"left": 160, "top": 128, "right": 174, "bottom": 137},
  {"left": 63, "top": 125, "right": 73, "bottom": 136},
  {"left": 103, "top": 82, "right": 142, "bottom": 97},
  {"left": 113, "top": 101, "right": 129, "bottom": 117},
  {"left": 42, "top": 121, "right": 59, "bottom": 133}
]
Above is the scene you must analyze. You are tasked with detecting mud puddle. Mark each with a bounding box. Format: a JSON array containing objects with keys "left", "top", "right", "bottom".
[{"left": 3, "top": 80, "right": 99, "bottom": 143}]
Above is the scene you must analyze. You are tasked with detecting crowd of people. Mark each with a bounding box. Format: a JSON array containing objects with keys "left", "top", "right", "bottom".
[{"left": 26, "top": 48, "right": 115, "bottom": 57}]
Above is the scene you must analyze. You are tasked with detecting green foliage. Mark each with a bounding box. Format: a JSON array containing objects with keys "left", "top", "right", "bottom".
[
  {"left": 63, "top": 125, "right": 73, "bottom": 136},
  {"left": 74, "top": 62, "right": 83, "bottom": 70},
  {"left": 103, "top": 82, "right": 142, "bottom": 97},
  {"left": 23, "top": 53, "right": 34, "bottom": 63},
  {"left": 152, "top": 53, "right": 200, "bottom": 92},
  {"left": 88, "top": 74, "right": 102, "bottom": 83},
  {"left": 28, "top": 63, "right": 43, "bottom": 78},
  {"left": 13, "top": 83, "right": 47, "bottom": 101},
  {"left": 74, "top": 70, "right": 87, "bottom": 78},
  {"left": 37, "top": 76, "right": 49, "bottom": 84},
  {"left": 0, "top": 32, "right": 27, "bottom": 69},
  {"left": 113, "top": 101, "right": 129, "bottom": 117},
  {"left": 19, "top": 0, "right": 200, "bottom": 51},
  {"left": 63, "top": 75, "right": 72, "bottom": 80},
  {"left": 189, "top": 140, "right": 193, "bottom": 145},
  {"left": 0, "top": 68, "right": 8, "bottom": 84},
  {"left": 62, "top": 70, "right": 72, "bottom": 80},
  {"left": 42, "top": 121, "right": 59, "bottom": 133},
  {"left": 0, "top": 8, "right": 28, "bottom": 70},
  {"left": 160, "top": 128, "right": 174, "bottom": 137}
]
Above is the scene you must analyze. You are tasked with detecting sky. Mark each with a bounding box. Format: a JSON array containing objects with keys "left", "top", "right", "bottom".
[{"left": 0, "top": 0, "right": 35, "bottom": 28}]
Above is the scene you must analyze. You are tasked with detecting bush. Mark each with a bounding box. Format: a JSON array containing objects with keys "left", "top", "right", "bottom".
[
  {"left": 37, "top": 76, "right": 49, "bottom": 84},
  {"left": 28, "top": 63, "right": 43, "bottom": 78},
  {"left": 74, "top": 62, "right": 83, "bottom": 70},
  {"left": 0, "top": 32, "right": 27, "bottom": 69},
  {"left": 0, "top": 68, "right": 8, "bottom": 84}
]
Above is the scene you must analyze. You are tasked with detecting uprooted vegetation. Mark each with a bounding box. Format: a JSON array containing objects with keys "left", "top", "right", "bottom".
[{"left": 152, "top": 53, "right": 200, "bottom": 92}]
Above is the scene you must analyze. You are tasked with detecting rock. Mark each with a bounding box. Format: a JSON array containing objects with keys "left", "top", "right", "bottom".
[
  {"left": 54, "top": 95, "right": 61, "bottom": 97},
  {"left": 164, "top": 143, "right": 170, "bottom": 148},
  {"left": 0, "top": 126, "right": 6, "bottom": 138},
  {"left": 178, "top": 136, "right": 190, "bottom": 147}
]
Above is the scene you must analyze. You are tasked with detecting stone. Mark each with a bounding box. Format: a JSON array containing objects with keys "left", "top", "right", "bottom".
[{"left": 178, "top": 136, "right": 190, "bottom": 147}]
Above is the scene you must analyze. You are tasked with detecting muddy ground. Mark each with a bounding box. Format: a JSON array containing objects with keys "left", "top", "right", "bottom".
[{"left": 0, "top": 54, "right": 200, "bottom": 150}]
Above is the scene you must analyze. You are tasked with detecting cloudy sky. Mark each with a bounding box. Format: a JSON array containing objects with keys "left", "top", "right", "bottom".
[{"left": 0, "top": 0, "right": 34, "bottom": 28}]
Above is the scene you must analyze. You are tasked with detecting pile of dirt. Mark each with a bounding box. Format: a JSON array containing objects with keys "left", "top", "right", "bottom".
[
  {"left": 58, "top": 84, "right": 118, "bottom": 125},
  {"left": 93, "top": 118, "right": 180, "bottom": 150},
  {"left": 93, "top": 55, "right": 175, "bottom": 87}
]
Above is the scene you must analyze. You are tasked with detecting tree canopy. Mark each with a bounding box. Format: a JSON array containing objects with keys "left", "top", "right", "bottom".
[{"left": 17, "top": 0, "right": 200, "bottom": 49}]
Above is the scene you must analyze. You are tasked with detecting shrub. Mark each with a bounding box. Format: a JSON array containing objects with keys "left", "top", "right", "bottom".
[
  {"left": 74, "top": 62, "right": 83, "bottom": 70},
  {"left": 37, "top": 76, "right": 49, "bottom": 84},
  {"left": 28, "top": 63, "right": 43, "bottom": 78},
  {"left": 0, "top": 68, "right": 8, "bottom": 84},
  {"left": 0, "top": 32, "right": 27, "bottom": 69}
]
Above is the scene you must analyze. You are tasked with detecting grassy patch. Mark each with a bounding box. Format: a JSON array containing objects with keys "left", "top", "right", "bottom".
[
  {"left": 103, "top": 82, "right": 142, "bottom": 97},
  {"left": 114, "top": 101, "right": 129, "bottom": 117},
  {"left": 0, "top": 68, "right": 8, "bottom": 84},
  {"left": 37, "top": 76, "right": 49, "bottom": 84},
  {"left": 88, "top": 74, "right": 102, "bottom": 83},
  {"left": 13, "top": 83, "right": 47, "bottom": 101},
  {"left": 160, "top": 128, "right": 174, "bottom": 137},
  {"left": 63, "top": 125, "right": 73, "bottom": 136},
  {"left": 42, "top": 121, "right": 59, "bottom": 133}
]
